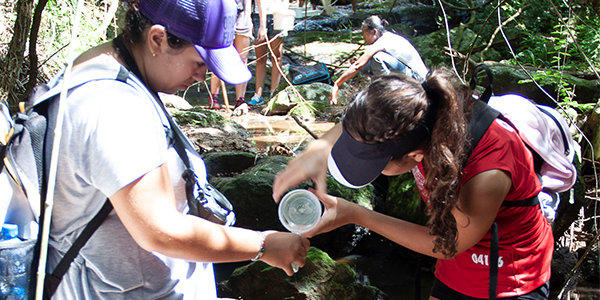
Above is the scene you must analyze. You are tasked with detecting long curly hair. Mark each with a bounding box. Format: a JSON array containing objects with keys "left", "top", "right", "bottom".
[{"left": 343, "top": 69, "right": 473, "bottom": 257}]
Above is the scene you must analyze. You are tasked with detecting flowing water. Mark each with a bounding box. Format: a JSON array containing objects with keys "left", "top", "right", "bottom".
[{"left": 184, "top": 90, "right": 336, "bottom": 152}]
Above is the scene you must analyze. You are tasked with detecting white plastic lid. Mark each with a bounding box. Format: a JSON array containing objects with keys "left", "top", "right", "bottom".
[{"left": 278, "top": 189, "right": 322, "bottom": 234}]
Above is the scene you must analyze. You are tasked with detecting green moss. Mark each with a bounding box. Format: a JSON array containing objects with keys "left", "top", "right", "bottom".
[
  {"left": 327, "top": 177, "right": 374, "bottom": 209},
  {"left": 386, "top": 173, "right": 427, "bottom": 225}
]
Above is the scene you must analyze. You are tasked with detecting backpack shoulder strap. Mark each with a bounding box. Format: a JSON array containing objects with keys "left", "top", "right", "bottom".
[
  {"left": 468, "top": 100, "right": 500, "bottom": 151},
  {"left": 39, "top": 61, "right": 130, "bottom": 299},
  {"left": 43, "top": 200, "right": 113, "bottom": 298},
  {"left": 469, "top": 64, "right": 493, "bottom": 104}
]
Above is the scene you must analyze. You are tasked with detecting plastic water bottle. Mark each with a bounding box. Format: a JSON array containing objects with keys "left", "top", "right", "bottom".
[
  {"left": 0, "top": 223, "right": 19, "bottom": 243},
  {"left": 0, "top": 223, "right": 28, "bottom": 300}
]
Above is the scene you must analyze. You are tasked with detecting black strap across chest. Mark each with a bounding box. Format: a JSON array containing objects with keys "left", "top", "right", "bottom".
[{"left": 113, "top": 36, "right": 204, "bottom": 217}]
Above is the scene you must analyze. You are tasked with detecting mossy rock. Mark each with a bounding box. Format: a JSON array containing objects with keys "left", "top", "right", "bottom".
[
  {"left": 202, "top": 152, "right": 257, "bottom": 178},
  {"left": 385, "top": 173, "right": 427, "bottom": 226},
  {"left": 264, "top": 83, "right": 332, "bottom": 118},
  {"left": 218, "top": 247, "right": 388, "bottom": 300},
  {"left": 209, "top": 156, "right": 291, "bottom": 231},
  {"left": 171, "top": 107, "right": 249, "bottom": 137}
]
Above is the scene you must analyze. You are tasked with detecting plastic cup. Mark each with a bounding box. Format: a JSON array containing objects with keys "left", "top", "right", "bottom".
[
  {"left": 278, "top": 189, "right": 322, "bottom": 273},
  {"left": 278, "top": 189, "right": 322, "bottom": 234}
]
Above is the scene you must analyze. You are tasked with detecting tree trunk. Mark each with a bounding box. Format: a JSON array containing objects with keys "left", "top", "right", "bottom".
[
  {"left": 24, "top": 0, "right": 49, "bottom": 99},
  {"left": 1, "top": 0, "right": 34, "bottom": 111}
]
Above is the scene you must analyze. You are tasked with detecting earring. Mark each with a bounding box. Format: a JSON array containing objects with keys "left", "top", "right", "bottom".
[{"left": 152, "top": 53, "right": 156, "bottom": 57}]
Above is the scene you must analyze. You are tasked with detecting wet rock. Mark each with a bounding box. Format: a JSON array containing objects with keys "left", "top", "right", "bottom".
[
  {"left": 209, "top": 156, "right": 292, "bottom": 231},
  {"left": 385, "top": 173, "right": 427, "bottom": 226},
  {"left": 551, "top": 246, "right": 580, "bottom": 291},
  {"left": 203, "top": 152, "right": 258, "bottom": 179},
  {"left": 265, "top": 82, "right": 332, "bottom": 118},
  {"left": 217, "top": 247, "right": 389, "bottom": 300},
  {"left": 160, "top": 92, "right": 193, "bottom": 110},
  {"left": 488, "top": 65, "right": 600, "bottom": 107},
  {"left": 290, "top": 6, "right": 468, "bottom": 36}
]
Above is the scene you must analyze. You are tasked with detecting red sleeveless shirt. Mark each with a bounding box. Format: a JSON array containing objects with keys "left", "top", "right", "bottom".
[{"left": 413, "top": 119, "right": 553, "bottom": 298}]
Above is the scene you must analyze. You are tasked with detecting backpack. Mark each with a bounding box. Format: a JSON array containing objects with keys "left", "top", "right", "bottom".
[
  {"left": 0, "top": 52, "right": 235, "bottom": 299},
  {"left": 288, "top": 62, "right": 331, "bottom": 85},
  {"left": 468, "top": 64, "right": 577, "bottom": 299},
  {"left": 469, "top": 64, "right": 577, "bottom": 220}
]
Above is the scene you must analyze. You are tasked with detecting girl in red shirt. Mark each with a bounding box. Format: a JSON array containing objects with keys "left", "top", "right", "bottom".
[{"left": 273, "top": 68, "right": 553, "bottom": 299}]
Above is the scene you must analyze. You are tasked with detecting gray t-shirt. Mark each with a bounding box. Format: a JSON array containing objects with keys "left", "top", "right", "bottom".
[
  {"left": 374, "top": 31, "right": 428, "bottom": 79},
  {"left": 46, "top": 58, "right": 217, "bottom": 299}
]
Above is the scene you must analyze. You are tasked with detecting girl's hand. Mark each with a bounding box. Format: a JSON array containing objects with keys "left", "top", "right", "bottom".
[
  {"left": 257, "top": 26, "right": 268, "bottom": 43},
  {"left": 272, "top": 140, "right": 331, "bottom": 202},
  {"left": 302, "top": 188, "right": 353, "bottom": 238}
]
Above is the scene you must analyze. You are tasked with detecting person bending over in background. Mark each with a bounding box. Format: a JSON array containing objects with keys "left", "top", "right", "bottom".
[{"left": 330, "top": 15, "right": 428, "bottom": 104}]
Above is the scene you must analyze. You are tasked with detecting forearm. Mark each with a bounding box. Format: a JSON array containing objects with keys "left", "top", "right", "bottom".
[
  {"left": 142, "top": 213, "right": 263, "bottom": 263},
  {"left": 334, "top": 66, "right": 360, "bottom": 88},
  {"left": 318, "top": 122, "right": 342, "bottom": 144},
  {"left": 350, "top": 204, "right": 446, "bottom": 259}
]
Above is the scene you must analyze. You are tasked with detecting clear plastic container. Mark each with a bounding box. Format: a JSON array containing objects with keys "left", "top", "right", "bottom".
[{"left": 278, "top": 189, "right": 322, "bottom": 234}]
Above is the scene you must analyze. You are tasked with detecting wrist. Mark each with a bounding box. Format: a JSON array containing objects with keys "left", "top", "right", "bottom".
[{"left": 251, "top": 231, "right": 266, "bottom": 261}]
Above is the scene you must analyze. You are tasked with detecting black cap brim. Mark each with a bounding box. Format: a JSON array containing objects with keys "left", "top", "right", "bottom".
[{"left": 328, "top": 126, "right": 430, "bottom": 189}]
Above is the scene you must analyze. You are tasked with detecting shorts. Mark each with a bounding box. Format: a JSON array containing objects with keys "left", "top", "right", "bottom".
[
  {"left": 235, "top": 0, "right": 253, "bottom": 38},
  {"left": 430, "top": 278, "right": 550, "bottom": 300},
  {"left": 251, "top": 13, "right": 282, "bottom": 40}
]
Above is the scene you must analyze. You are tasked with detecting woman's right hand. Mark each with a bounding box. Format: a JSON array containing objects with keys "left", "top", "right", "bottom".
[{"left": 260, "top": 231, "right": 310, "bottom": 276}]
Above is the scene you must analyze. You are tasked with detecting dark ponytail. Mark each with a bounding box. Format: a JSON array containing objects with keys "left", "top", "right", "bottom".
[
  {"left": 361, "top": 15, "right": 388, "bottom": 38},
  {"left": 420, "top": 69, "right": 471, "bottom": 258}
]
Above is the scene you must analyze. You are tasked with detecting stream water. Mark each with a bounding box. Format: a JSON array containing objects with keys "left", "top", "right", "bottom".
[{"left": 183, "top": 89, "right": 336, "bottom": 152}]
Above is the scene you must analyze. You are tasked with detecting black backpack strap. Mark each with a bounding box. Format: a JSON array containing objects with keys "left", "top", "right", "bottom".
[
  {"left": 44, "top": 199, "right": 113, "bottom": 298},
  {"left": 40, "top": 54, "right": 131, "bottom": 298},
  {"left": 470, "top": 64, "right": 493, "bottom": 104},
  {"left": 489, "top": 222, "right": 499, "bottom": 300},
  {"left": 113, "top": 36, "right": 202, "bottom": 218},
  {"left": 468, "top": 100, "right": 500, "bottom": 151}
]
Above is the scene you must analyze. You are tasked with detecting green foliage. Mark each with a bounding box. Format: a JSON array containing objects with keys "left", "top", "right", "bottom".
[
  {"left": 518, "top": 70, "right": 596, "bottom": 112},
  {"left": 38, "top": 0, "right": 118, "bottom": 76}
]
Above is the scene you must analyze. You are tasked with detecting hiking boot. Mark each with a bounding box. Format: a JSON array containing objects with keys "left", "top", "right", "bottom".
[
  {"left": 234, "top": 97, "right": 246, "bottom": 108},
  {"left": 248, "top": 95, "right": 264, "bottom": 106},
  {"left": 209, "top": 94, "right": 221, "bottom": 109}
]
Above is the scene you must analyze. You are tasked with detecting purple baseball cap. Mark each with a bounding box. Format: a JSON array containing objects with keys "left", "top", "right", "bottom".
[{"left": 138, "top": 0, "right": 251, "bottom": 85}]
